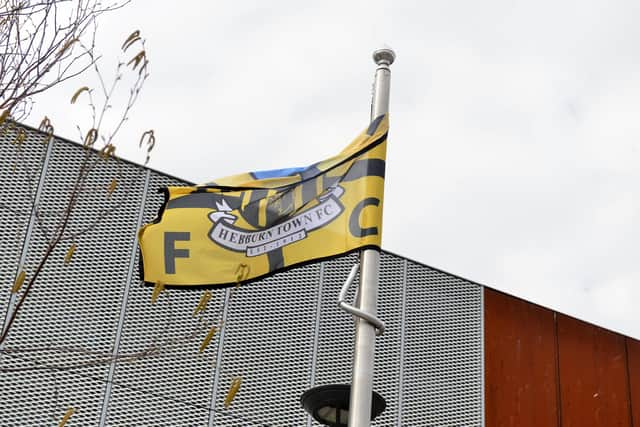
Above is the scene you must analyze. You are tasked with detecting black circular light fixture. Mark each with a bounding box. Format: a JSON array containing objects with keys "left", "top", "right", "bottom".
[{"left": 300, "top": 384, "right": 386, "bottom": 427}]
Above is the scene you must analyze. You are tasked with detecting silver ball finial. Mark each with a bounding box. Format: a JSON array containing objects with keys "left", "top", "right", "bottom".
[{"left": 372, "top": 48, "right": 395, "bottom": 66}]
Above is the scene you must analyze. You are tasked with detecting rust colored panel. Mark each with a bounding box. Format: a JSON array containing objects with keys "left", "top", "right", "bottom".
[
  {"left": 484, "top": 288, "right": 559, "bottom": 427},
  {"left": 628, "top": 337, "right": 640, "bottom": 426},
  {"left": 557, "top": 314, "right": 631, "bottom": 427}
]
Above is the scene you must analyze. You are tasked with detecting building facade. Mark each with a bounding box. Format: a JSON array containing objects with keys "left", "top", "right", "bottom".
[{"left": 0, "top": 124, "right": 637, "bottom": 426}]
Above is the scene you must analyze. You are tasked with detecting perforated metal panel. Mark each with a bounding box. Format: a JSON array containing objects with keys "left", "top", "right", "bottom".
[
  {"left": 0, "top": 132, "right": 146, "bottom": 426},
  {"left": 0, "top": 125, "right": 49, "bottom": 331},
  {"left": 105, "top": 173, "right": 225, "bottom": 426},
  {"left": 213, "top": 264, "right": 321, "bottom": 426},
  {"left": 370, "top": 253, "right": 405, "bottom": 426},
  {"left": 402, "top": 261, "right": 484, "bottom": 425},
  {"left": 0, "top": 124, "right": 484, "bottom": 426}
]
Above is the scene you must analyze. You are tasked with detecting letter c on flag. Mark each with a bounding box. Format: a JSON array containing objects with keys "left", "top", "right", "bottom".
[{"left": 349, "top": 198, "right": 379, "bottom": 237}]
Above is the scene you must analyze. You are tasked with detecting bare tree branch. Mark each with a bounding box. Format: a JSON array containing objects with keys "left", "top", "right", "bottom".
[
  {"left": 0, "top": 29, "right": 151, "bottom": 346},
  {"left": 0, "top": 0, "right": 131, "bottom": 121}
]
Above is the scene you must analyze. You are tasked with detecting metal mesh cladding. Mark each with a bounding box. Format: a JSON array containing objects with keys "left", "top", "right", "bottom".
[
  {"left": 0, "top": 125, "right": 49, "bottom": 333},
  {"left": 401, "top": 261, "right": 484, "bottom": 426},
  {"left": 0, "top": 134, "right": 147, "bottom": 426},
  {"left": 212, "top": 264, "right": 322, "bottom": 426},
  {"left": 105, "top": 173, "right": 226, "bottom": 427},
  {"left": 369, "top": 252, "right": 405, "bottom": 426},
  {"left": 0, "top": 125, "right": 484, "bottom": 426}
]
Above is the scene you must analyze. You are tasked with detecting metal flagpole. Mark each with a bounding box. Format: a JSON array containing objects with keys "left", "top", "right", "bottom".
[{"left": 348, "top": 47, "right": 395, "bottom": 427}]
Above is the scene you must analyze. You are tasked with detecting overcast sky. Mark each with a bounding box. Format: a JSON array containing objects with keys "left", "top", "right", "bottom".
[{"left": 29, "top": 0, "right": 640, "bottom": 338}]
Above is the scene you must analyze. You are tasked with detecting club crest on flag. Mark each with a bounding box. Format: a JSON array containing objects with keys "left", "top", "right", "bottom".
[{"left": 207, "top": 186, "right": 345, "bottom": 257}]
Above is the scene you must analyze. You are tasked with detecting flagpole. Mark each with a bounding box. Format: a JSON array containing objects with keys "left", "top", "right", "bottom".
[{"left": 348, "top": 47, "right": 395, "bottom": 427}]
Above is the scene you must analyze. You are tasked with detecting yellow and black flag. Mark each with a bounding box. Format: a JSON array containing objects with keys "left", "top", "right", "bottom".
[{"left": 138, "top": 114, "right": 389, "bottom": 287}]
